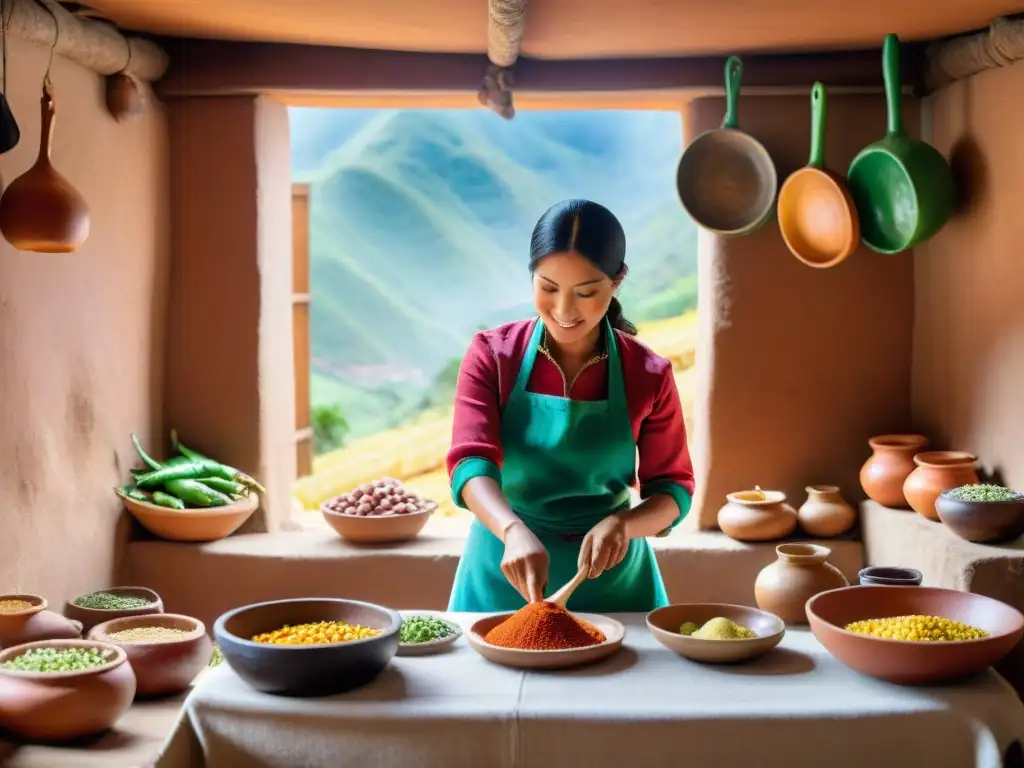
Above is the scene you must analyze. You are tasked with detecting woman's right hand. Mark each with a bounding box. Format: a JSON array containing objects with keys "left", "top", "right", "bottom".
[{"left": 501, "top": 521, "right": 549, "bottom": 603}]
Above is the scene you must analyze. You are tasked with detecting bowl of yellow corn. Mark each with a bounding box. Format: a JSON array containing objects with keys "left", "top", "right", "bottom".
[
  {"left": 806, "top": 585, "right": 1024, "bottom": 685},
  {"left": 213, "top": 598, "right": 401, "bottom": 696}
]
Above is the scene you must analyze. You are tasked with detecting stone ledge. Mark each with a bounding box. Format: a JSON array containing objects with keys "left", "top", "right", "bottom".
[
  {"left": 860, "top": 500, "right": 1024, "bottom": 694},
  {"left": 126, "top": 527, "right": 863, "bottom": 629}
]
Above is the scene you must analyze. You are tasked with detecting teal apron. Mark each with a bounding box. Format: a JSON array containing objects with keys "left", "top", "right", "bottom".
[{"left": 448, "top": 317, "right": 669, "bottom": 613}]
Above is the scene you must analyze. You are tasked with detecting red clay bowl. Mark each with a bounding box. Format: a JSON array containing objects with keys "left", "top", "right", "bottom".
[
  {"left": 0, "top": 639, "right": 136, "bottom": 741},
  {"left": 806, "top": 585, "right": 1024, "bottom": 685},
  {"left": 88, "top": 613, "right": 212, "bottom": 698}
]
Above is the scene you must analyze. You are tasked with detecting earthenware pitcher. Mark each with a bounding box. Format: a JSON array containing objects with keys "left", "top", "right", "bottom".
[
  {"left": 717, "top": 487, "right": 797, "bottom": 542},
  {"left": 903, "top": 451, "right": 979, "bottom": 522},
  {"left": 859, "top": 434, "right": 928, "bottom": 508},
  {"left": 797, "top": 485, "right": 856, "bottom": 538},
  {"left": 754, "top": 543, "right": 849, "bottom": 624}
]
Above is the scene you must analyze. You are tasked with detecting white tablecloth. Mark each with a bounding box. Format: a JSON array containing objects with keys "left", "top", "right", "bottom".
[{"left": 154, "top": 613, "right": 1024, "bottom": 768}]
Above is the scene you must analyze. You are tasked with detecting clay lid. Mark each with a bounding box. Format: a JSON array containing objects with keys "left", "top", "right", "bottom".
[{"left": 727, "top": 486, "right": 786, "bottom": 506}]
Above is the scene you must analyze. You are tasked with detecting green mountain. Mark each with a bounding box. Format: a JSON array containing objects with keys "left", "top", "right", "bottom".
[{"left": 290, "top": 107, "right": 698, "bottom": 438}]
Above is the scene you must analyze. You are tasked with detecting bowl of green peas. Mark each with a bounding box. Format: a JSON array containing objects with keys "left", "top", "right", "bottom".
[
  {"left": 397, "top": 611, "right": 463, "bottom": 657},
  {"left": 0, "top": 639, "right": 136, "bottom": 741}
]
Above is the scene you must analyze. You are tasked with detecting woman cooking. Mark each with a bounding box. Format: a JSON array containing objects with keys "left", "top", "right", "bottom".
[{"left": 447, "top": 198, "right": 695, "bottom": 613}]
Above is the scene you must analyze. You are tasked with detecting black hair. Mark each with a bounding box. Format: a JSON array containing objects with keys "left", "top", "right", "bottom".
[{"left": 528, "top": 198, "right": 637, "bottom": 336}]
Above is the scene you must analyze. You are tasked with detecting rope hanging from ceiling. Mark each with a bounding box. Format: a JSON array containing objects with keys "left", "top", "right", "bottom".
[
  {"left": 925, "top": 15, "right": 1024, "bottom": 89},
  {"left": 478, "top": 0, "right": 527, "bottom": 119}
]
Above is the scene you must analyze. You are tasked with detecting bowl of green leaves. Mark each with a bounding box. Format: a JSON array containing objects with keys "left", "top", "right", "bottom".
[
  {"left": 397, "top": 612, "right": 462, "bottom": 656},
  {"left": 936, "top": 484, "right": 1024, "bottom": 544}
]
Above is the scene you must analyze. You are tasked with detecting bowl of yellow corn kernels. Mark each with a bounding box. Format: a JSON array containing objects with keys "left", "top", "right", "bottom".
[
  {"left": 213, "top": 598, "right": 401, "bottom": 696},
  {"left": 806, "top": 585, "right": 1024, "bottom": 685}
]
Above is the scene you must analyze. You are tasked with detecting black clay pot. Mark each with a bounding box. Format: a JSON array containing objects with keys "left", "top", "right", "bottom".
[
  {"left": 936, "top": 492, "right": 1024, "bottom": 544},
  {"left": 858, "top": 567, "right": 923, "bottom": 587},
  {"left": 213, "top": 598, "right": 400, "bottom": 697}
]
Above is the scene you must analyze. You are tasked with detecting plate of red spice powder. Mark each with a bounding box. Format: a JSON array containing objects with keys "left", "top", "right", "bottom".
[{"left": 467, "top": 602, "right": 624, "bottom": 670}]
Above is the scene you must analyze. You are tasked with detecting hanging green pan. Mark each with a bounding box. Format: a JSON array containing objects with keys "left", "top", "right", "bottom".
[{"left": 846, "top": 33, "right": 956, "bottom": 254}]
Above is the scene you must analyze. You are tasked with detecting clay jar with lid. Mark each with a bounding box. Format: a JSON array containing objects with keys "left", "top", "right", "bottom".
[
  {"left": 903, "top": 451, "right": 979, "bottom": 522},
  {"left": 0, "top": 594, "right": 82, "bottom": 650},
  {"left": 754, "top": 543, "right": 849, "bottom": 624},
  {"left": 860, "top": 434, "right": 928, "bottom": 508},
  {"left": 717, "top": 487, "right": 798, "bottom": 542},
  {"left": 797, "top": 485, "right": 857, "bottom": 537}
]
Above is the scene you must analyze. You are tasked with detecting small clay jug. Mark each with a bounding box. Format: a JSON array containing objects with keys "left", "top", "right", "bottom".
[
  {"left": 903, "top": 451, "right": 979, "bottom": 522},
  {"left": 0, "top": 594, "right": 82, "bottom": 649},
  {"left": 859, "top": 434, "right": 928, "bottom": 508},
  {"left": 717, "top": 487, "right": 798, "bottom": 542},
  {"left": 754, "top": 543, "right": 849, "bottom": 624},
  {"left": 798, "top": 485, "right": 857, "bottom": 537}
]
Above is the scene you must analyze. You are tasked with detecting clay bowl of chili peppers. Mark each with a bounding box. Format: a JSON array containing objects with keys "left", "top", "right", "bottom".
[
  {"left": 467, "top": 602, "right": 625, "bottom": 670},
  {"left": 116, "top": 431, "right": 264, "bottom": 543}
]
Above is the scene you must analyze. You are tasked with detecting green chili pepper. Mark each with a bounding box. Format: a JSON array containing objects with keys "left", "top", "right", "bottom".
[
  {"left": 135, "top": 462, "right": 241, "bottom": 489},
  {"left": 198, "top": 477, "right": 245, "bottom": 496},
  {"left": 117, "top": 484, "right": 151, "bottom": 503},
  {"left": 170, "top": 429, "right": 266, "bottom": 493},
  {"left": 132, "top": 433, "right": 164, "bottom": 471},
  {"left": 152, "top": 490, "right": 186, "bottom": 510},
  {"left": 165, "top": 478, "right": 233, "bottom": 507}
]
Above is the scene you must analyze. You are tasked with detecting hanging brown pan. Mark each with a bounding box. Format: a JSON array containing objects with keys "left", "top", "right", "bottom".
[
  {"left": 777, "top": 82, "right": 860, "bottom": 268},
  {"left": 676, "top": 56, "right": 777, "bottom": 237}
]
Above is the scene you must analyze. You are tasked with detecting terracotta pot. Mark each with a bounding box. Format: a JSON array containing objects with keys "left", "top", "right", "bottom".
[
  {"left": 797, "top": 485, "right": 857, "bottom": 537},
  {"left": 0, "top": 594, "right": 82, "bottom": 650},
  {"left": 88, "top": 613, "right": 211, "bottom": 698},
  {"left": 717, "top": 487, "right": 798, "bottom": 542},
  {"left": 903, "top": 451, "right": 979, "bottom": 522},
  {"left": 754, "top": 543, "right": 849, "bottom": 625},
  {"left": 64, "top": 587, "right": 163, "bottom": 633},
  {"left": 0, "top": 639, "right": 136, "bottom": 742},
  {"left": 859, "top": 434, "right": 928, "bottom": 508}
]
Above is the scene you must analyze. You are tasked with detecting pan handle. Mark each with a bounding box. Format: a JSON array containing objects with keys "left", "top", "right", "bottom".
[
  {"left": 722, "top": 56, "right": 742, "bottom": 130},
  {"left": 808, "top": 82, "right": 826, "bottom": 169},
  {"left": 882, "top": 33, "right": 904, "bottom": 138}
]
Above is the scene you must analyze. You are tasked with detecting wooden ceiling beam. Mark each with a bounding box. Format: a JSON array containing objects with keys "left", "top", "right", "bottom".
[{"left": 155, "top": 38, "right": 929, "bottom": 101}]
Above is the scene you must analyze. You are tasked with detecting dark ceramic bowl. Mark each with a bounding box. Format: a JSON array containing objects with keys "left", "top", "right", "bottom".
[
  {"left": 807, "top": 585, "right": 1024, "bottom": 685},
  {"left": 213, "top": 598, "right": 401, "bottom": 697},
  {"left": 936, "top": 491, "right": 1024, "bottom": 544},
  {"left": 858, "top": 567, "right": 923, "bottom": 586}
]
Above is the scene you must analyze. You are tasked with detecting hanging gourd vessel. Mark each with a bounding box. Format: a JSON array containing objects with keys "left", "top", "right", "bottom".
[{"left": 0, "top": 80, "right": 91, "bottom": 253}]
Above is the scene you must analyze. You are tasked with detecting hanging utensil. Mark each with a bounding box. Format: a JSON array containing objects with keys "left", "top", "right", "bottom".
[
  {"left": 0, "top": 5, "right": 90, "bottom": 253},
  {"left": 777, "top": 82, "right": 860, "bottom": 268},
  {"left": 846, "top": 34, "right": 956, "bottom": 254},
  {"left": 0, "top": 0, "right": 20, "bottom": 154},
  {"left": 105, "top": 31, "right": 144, "bottom": 122},
  {"left": 676, "top": 56, "right": 778, "bottom": 237}
]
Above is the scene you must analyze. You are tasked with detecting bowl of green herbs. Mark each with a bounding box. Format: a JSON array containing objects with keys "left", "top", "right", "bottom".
[
  {"left": 64, "top": 587, "right": 163, "bottom": 633},
  {"left": 116, "top": 430, "right": 264, "bottom": 542},
  {"left": 397, "top": 612, "right": 462, "bottom": 656},
  {"left": 936, "top": 484, "right": 1024, "bottom": 544}
]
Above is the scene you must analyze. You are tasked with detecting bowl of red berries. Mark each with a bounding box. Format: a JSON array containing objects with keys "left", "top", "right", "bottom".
[{"left": 320, "top": 478, "right": 437, "bottom": 544}]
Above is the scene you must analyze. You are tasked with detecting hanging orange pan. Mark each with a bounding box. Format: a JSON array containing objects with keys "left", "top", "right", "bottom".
[{"left": 777, "top": 82, "right": 860, "bottom": 269}]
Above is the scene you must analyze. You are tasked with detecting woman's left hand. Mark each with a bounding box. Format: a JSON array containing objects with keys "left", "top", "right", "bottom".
[{"left": 578, "top": 515, "right": 629, "bottom": 579}]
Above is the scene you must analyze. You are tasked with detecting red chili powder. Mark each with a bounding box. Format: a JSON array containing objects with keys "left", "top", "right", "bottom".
[{"left": 483, "top": 601, "right": 606, "bottom": 650}]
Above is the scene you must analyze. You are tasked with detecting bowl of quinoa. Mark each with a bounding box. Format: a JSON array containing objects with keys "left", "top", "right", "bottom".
[{"left": 88, "top": 613, "right": 211, "bottom": 698}]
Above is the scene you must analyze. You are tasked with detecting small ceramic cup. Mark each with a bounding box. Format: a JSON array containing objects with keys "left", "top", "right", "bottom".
[{"left": 858, "top": 566, "right": 923, "bottom": 587}]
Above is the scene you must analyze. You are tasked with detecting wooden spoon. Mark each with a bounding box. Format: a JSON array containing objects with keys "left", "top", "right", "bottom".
[
  {"left": 548, "top": 566, "right": 589, "bottom": 609},
  {"left": 0, "top": 80, "right": 90, "bottom": 253}
]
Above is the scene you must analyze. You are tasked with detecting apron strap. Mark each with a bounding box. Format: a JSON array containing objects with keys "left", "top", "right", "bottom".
[
  {"left": 604, "top": 317, "right": 626, "bottom": 408},
  {"left": 511, "top": 317, "right": 545, "bottom": 396}
]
